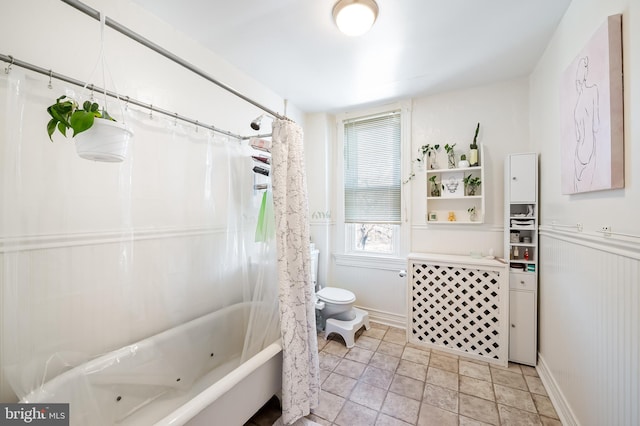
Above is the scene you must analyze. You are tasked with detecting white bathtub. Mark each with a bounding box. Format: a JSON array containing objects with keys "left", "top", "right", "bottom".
[{"left": 21, "top": 302, "right": 282, "bottom": 426}]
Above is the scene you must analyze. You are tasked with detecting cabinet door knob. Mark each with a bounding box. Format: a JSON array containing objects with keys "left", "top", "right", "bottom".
[
  {"left": 512, "top": 177, "right": 517, "bottom": 180},
  {"left": 520, "top": 280, "right": 525, "bottom": 285},
  {"left": 511, "top": 324, "right": 516, "bottom": 328}
]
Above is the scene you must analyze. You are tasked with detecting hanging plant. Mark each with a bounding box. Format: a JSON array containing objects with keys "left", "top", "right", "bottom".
[
  {"left": 46, "top": 95, "right": 132, "bottom": 162},
  {"left": 44, "top": 13, "right": 132, "bottom": 162},
  {"left": 46, "top": 95, "right": 115, "bottom": 141}
]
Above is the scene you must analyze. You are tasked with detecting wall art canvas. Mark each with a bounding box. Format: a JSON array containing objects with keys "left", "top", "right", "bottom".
[{"left": 560, "top": 14, "right": 624, "bottom": 194}]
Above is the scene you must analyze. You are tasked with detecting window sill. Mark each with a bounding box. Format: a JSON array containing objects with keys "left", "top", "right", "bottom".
[{"left": 333, "top": 253, "right": 406, "bottom": 271}]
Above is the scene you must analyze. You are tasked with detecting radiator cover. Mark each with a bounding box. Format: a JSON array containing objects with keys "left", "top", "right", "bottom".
[{"left": 408, "top": 253, "right": 509, "bottom": 366}]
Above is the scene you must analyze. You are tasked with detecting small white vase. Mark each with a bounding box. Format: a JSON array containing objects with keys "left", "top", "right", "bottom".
[
  {"left": 458, "top": 160, "right": 470, "bottom": 168},
  {"left": 75, "top": 119, "right": 133, "bottom": 162}
]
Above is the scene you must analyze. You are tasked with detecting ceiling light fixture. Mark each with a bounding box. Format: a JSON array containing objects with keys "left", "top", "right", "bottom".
[{"left": 332, "top": 0, "right": 379, "bottom": 37}]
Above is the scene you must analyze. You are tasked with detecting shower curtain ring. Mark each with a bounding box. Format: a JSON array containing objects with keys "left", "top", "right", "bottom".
[
  {"left": 47, "top": 69, "right": 53, "bottom": 89},
  {"left": 89, "top": 84, "right": 95, "bottom": 101},
  {"left": 195, "top": 120, "right": 199, "bottom": 132},
  {"left": 4, "top": 55, "right": 13, "bottom": 74},
  {"left": 124, "top": 96, "right": 129, "bottom": 111},
  {"left": 149, "top": 104, "right": 153, "bottom": 119},
  {"left": 174, "top": 113, "right": 178, "bottom": 126}
]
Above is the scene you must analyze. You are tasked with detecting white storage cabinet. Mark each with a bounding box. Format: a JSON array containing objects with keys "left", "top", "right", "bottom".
[{"left": 504, "top": 153, "right": 538, "bottom": 366}]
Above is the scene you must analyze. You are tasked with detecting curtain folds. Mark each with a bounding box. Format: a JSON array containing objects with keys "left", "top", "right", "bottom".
[{"left": 270, "top": 119, "right": 320, "bottom": 424}]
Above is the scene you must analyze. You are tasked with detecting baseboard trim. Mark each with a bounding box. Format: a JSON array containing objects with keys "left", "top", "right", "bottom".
[
  {"left": 537, "top": 353, "right": 579, "bottom": 426},
  {"left": 356, "top": 305, "right": 406, "bottom": 329}
]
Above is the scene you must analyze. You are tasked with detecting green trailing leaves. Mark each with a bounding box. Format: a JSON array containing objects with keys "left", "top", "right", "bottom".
[
  {"left": 45, "top": 95, "right": 116, "bottom": 141},
  {"left": 57, "top": 122, "right": 67, "bottom": 137},
  {"left": 46, "top": 118, "right": 58, "bottom": 141},
  {"left": 69, "top": 110, "right": 95, "bottom": 136}
]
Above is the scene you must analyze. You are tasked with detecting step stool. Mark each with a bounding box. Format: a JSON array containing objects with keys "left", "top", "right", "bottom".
[{"left": 324, "top": 307, "right": 370, "bottom": 348}]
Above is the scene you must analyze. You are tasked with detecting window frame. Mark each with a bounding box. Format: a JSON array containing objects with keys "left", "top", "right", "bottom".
[{"left": 335, "top": 101, "right": 412, "bottom": 263}]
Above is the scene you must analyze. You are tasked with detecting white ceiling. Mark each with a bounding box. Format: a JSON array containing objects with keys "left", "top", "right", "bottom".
[{"left": 132, "top": 0, "right": 571, "bottom": 113}]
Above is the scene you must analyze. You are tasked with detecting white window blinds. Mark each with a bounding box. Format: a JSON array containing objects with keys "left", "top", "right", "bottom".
[{"left": 344, "top": 111, "right": 401, "bottom": 224}]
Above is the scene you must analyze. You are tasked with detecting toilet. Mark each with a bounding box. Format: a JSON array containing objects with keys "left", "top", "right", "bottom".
[{"left": 311, "top": 245, "right": 370, "bottom": 348}]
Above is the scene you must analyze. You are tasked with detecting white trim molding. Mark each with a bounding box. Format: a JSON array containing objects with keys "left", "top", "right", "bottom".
[
  {"left": 333, "top": 253, "right": 406, "bottom": 271},
  {"left": 411, "top": 224, "right": 504, "bottom": 232},
  {"left": 539, "top": 225, "right": 640, "bottom": 260},
  {"left": 0, "top": 225, "right": 227, "bottom": 253},
  {"left": 537, "top": 354, "right": 579, "bottom": 426},
  {"left": 358, "top": 305, "right": 406, "bottom": 329}
]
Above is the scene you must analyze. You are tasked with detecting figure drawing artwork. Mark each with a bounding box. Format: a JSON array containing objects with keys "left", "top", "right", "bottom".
[{"left": 560, "top": 14, "right": 624, "bottom": 194}]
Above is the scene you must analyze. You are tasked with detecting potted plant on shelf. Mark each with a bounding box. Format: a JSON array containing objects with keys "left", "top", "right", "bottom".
[
  {"left": 467, "top": 206, "right": 477, "bottom": 221},
  {"left": 469, "top": 122, "right": 480, "bottom": 166},
  {"left": 46, "top": 95, "right": 132, "bottom": 162},
  {"left": 444, "top": 143, "right": 456, "bottom": 169},
  {"left": 458, "top": 154, "right": 470, "bottom": 168},
  {"left": 428, "top": 175, "right": 440, "bottom": 197},
  {"left": 463, "top": 174, "right": 481, "bottom": 196},
  {"left": 418, "top": 144, "right": 440, "bottom": 169}
]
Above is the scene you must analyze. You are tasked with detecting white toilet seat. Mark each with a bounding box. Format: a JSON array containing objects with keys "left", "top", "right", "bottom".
[{"left": 317, "top": 287, "right": 356, "bottom": 304}]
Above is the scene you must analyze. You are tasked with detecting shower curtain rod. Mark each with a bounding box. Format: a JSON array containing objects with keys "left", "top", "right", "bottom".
[
  {"left": 60, "top": 0, "right": 287, "bottom": 122},
  {"left": 0, "top": 53, "right": 261, "bottom": 141}
]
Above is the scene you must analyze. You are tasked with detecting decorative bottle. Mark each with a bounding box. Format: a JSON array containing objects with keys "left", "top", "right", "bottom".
[
  {"left": 524, "top": 248, "right": 529, "bottom": 260},
  {"left": 513, "top": 246, "right": 519, "bottom": 259}
]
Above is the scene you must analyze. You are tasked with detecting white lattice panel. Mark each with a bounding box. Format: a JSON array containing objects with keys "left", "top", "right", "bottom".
[{"left": 408, "top": 254, "right": 508, "bottom": 365}]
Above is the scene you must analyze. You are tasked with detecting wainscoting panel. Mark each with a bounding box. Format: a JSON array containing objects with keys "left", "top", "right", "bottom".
[
  {"left": 538, "top": 228, "right": 639, "bottom": 426},
  {"left": 0, "top": 228, "right": 246, "bottom": 401}
]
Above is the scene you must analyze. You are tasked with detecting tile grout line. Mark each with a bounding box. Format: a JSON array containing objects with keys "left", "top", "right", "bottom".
[{"left": 311, "top": 324, "right": 560, "bottom": 426}]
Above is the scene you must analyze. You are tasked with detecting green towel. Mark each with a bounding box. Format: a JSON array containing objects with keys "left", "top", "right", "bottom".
[{"left": 255, "top": 190, "right": 275, "bottom": 242}]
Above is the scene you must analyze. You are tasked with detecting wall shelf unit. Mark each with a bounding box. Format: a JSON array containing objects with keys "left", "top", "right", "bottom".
[{"left": 425, "top": 145, "right": 485, "bottom": 224}]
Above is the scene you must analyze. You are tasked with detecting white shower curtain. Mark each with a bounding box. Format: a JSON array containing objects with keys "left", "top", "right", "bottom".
[
  {"left": 270, "top": 119, "right": 320, "bottom": 424},
  {"left": 0, "top": 70, "right": 282, "bottom": 408}
]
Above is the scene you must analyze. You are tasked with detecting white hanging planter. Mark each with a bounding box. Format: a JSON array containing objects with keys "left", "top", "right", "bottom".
[{"left": 74, "top": 119, "right": 133, "bottom": 162}]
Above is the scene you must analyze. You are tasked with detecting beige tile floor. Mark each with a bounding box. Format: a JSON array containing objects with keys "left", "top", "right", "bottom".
[{"left": 246, "top": 323, "right": 561, "bottom": 426}]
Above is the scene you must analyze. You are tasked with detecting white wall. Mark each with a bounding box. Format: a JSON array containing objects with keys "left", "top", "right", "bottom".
[
  {"left": 530, "top": 0, "right": 639, "bottom": 424},
  {"left": 313, "top": 78, "right": 530, "bottom": 325},
  {"left": 0, "top": 0, "right": 300, "bottom": 402},
  {"left": 410, "top": 78, "right": 530, "bottom": 258},
  {"left": 0, "top": 0, "right": 301, "bottom": 131},
  {"left": 305, "top": 113, "right": 335, "bottom": 289},
  {"left": 530, "top": 0, "right": 638, "bottom": 232}
]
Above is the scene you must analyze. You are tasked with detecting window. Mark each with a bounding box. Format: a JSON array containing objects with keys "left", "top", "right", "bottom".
[
  {"left": 343, "top": 110, "right": 401, "bottom": 255},
  {"left": 346, "top": 223, "right": 399, "bottom": 254}
]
